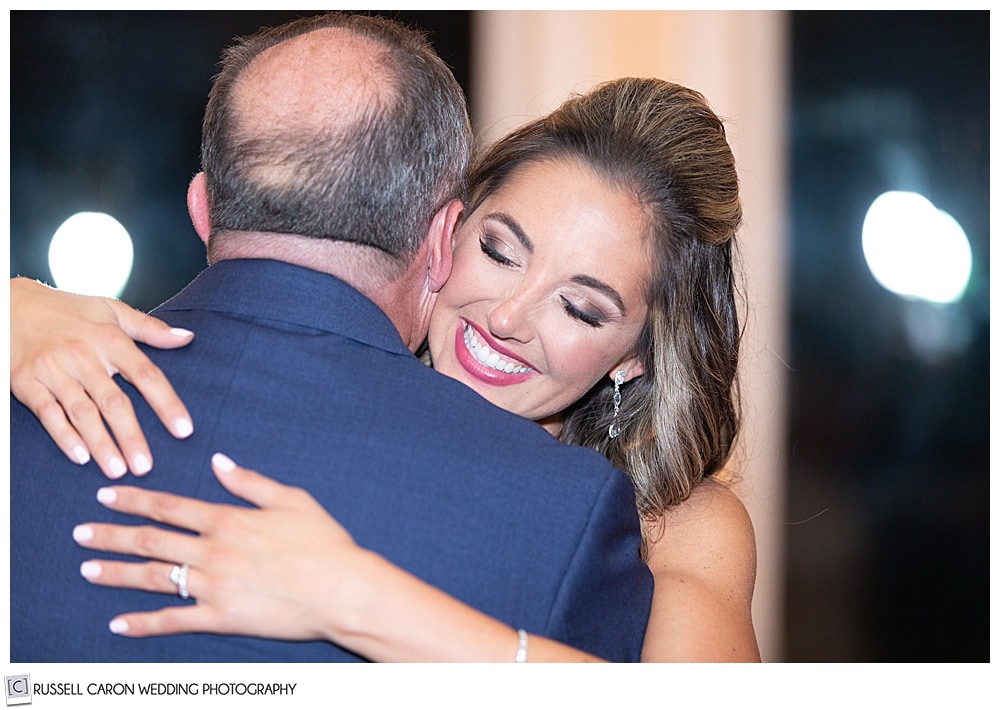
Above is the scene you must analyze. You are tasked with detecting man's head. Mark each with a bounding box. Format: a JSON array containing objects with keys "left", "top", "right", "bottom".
[{"left": 197, "top": 12, "right": 471, "bottom": 266}]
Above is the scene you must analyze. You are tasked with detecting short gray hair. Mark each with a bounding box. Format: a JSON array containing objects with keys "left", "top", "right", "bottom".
[{"left": 201, "top": 12, "right": 471, "bottom": 262}]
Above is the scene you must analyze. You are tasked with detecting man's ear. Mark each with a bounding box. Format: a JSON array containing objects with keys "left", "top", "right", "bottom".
[
  {"left": 608, "top": 357, "right": 645, "bottom": 384},
  {"left": 187, "top": 172, "right": 212, "bottom": 244},
  {"left": 424, "top": 199, "right": 463, "bottom": 293}
]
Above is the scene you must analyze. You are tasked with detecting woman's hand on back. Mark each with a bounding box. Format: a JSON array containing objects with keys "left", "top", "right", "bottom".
[
  {"left": 10, "top": 277, "right": 195, "bottom": 478},
  {"left": 73, "top": 453, "right": 606, "bottom": 662},
  {"left": 72, "top": 453, "right": 374, "bottom": 645}
]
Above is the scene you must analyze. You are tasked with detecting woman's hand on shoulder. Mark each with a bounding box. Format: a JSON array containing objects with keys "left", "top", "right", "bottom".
[
  {"left": 10, "top": 277, "right": 195, "bottom": 478},
  {"left": 641, "top": 480, "right": 761, "bottom": 662}
]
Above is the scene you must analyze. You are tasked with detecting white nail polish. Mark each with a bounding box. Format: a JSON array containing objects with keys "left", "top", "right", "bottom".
[
  {"left": 109, "top": 619, "right": 129, "bottom": 634},
  {"left": 108, "top": 457, "right": 128, "bottom": 479},
  {"left": 96, "top": 487, "right": 118, "bottom": 505},
  {"left": 174, "top": 418, "right": 194, "bottom": 438},
  {"left": 80, "top": 561, "right": 101, "bottom": 578},
  {"left": 170, "top": 328, "right": 194, "bottom": 338},
  {"left": 72, "top": 445, "right": 91, "bottom": 465},
  {"left": 212, "top": 452, "right": 236, "bottom": 472},
  {"left": 132, "top": 453, "right": 152, "bottom": 475},
  {"left": 73, "top": 525, "right": 94, "bottom": 543}
]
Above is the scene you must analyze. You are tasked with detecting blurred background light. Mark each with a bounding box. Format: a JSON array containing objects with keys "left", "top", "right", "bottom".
[
  {"left": 862, "top": 190, "right": 972, "bottom": 305},
  {"left": 47, "top": 211, "right": 134, "bottom": 297}
]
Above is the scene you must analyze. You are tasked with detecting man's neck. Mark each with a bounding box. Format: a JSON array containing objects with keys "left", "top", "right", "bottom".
[{"left": 208, "top": 231, "right": 426, "bottom": 350}]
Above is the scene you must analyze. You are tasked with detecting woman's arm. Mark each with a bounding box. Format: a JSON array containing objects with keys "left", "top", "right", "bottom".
[
  {"left": 640, "top": 480, "right": 761, "bottom": 662},
  {"left": 74, "top": 453, "right": 603, "bottom": 662},
  {"left": 10, "top": 277, "right": 195, "bottom": 478}
]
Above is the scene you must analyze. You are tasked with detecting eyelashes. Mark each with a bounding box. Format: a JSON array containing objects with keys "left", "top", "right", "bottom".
[
  {"left": 560, "top": 297, "right": 605, "bottom": 327},
  {"left": 479, "top": 235, "right": 518, "bottom": 267}
]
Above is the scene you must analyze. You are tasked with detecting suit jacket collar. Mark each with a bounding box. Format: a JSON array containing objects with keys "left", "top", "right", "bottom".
[{"left": 156, "top": 258, "right": 413, "bottom": 357}]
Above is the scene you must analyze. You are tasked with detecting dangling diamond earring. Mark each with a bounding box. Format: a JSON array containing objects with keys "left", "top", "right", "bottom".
[{"left": 608, "top": 370, "right": 626, "bottom": 439}]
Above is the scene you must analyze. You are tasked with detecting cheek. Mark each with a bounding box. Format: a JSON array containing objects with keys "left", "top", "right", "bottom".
[
  {"left": 538, "top": 319, "right": 618, "bottom": 389},
  {"left": 438, "top": 244, "right": 489, "bottom": 307},
  {"left": 434, "top": 272, "right": 469, "bottom": 316},
  {"left": 429, "top": 251, "right": 489, "bottom": 358}
]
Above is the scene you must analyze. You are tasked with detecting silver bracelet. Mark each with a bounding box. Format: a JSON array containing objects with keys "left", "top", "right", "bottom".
[{"left": 514, "top": 629, "right": 528, "bottom": 663}]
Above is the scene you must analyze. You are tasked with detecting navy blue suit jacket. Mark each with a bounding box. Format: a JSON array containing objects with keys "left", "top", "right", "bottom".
[{"left": 11, "top": 259, "right": 652, "bottom": 662}]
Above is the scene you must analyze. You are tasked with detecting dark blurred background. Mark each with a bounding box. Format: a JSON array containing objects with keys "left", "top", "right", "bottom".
[
  {"left": 9, "top": 10, "right": 989, "bottom": 661},
  {"left": 785, "top": 11, "right": 989, "bottom": 662}
]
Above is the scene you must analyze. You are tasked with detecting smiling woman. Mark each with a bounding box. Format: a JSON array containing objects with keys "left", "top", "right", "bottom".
[
  {"left": 429, "top": 157, "right": 650, "bottom": 434},
  {"left": 452, "top": 79, "right": 746, "bottom": 529}
]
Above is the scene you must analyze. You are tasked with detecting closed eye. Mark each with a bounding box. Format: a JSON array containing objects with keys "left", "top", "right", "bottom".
[
  {"left": 560, "top": 296, "right": 605, "bottom": 328},
  {"left": 480, "top": 236, "right": 519, "bottom": 267}
]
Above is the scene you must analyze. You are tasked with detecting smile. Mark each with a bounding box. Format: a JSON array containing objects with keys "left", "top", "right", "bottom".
[
  {"left": 453, "top": 320, "right": 536, "bottom": 387},
  {"left": 463, "top": 323, "right": 534, "bottom": 374}
]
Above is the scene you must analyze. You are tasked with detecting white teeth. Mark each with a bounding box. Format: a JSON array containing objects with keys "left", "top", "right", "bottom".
[{"left": 463, "top": 324, "right": 533, "bottom": 375}]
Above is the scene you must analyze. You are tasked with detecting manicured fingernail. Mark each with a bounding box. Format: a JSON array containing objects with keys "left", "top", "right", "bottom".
[
  {"left": 73, "top": 525, "right": 94, "bottom": 543},
  {"left": 132, "top": 453, "right": 152, "bottom": 476},
  {"left": 80, "top": 560, "right": 101, "bottom": 578},
  {"left": 174, "top": 418, "right": 194, "bottom": 438},
  {"left": 212, "top": 452, "right": 236, "bottom": 472},
  {"left": 109, "top": 619, "right": 129, "bottom": 635},
  {"left": 170, "top": 328, "right": 194, "bottom": 338},
  {"left": 72, "top": 445, "right": 91, "bottom": 465},
  {"left": 96, "top": 487, "right": 118, "bottom": 505},
  {"left": 107, "top": 456, "right": 128, "bottom": 479}
]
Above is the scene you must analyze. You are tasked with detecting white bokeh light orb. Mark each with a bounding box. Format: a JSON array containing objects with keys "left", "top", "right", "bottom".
[
  {"left": 48, "top": 211, "right": 135, "bottom": 298},
  {"left": 862, "top": 191, "right": 972, "bottom": 305}
]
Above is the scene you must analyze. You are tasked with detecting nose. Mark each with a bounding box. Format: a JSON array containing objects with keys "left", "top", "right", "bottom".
[{"left": 486, "top": 292, "right": 534, "bottom": 343}]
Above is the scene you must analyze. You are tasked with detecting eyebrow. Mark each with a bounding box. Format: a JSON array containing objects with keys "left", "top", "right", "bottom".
[
  {"left": 484, "top": 212, "right": 534, "bottom": 253},
  {"left": 570, "top": 275, "right": 627, "bottom": 315},
  {"left": 484, "top": 211, "right": 627, "bottom": 315}
]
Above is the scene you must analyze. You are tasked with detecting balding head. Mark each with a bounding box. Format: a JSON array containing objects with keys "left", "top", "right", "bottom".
[
  {"left": 238, "top": 28, "right": 388, "bottom": 122},
  {"left": 231, "top": 28, "right": 390, "bottom": 194},
  {"left": 199, "top": 13, "right": 471, "bottom": 264}
]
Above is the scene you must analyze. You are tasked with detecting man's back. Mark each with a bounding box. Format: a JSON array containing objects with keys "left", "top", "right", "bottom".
[{"left": 10, "top": 259, "right": 652, "bottom": 662}]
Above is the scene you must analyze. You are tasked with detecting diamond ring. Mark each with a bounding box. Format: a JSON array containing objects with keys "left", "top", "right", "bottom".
[{"left": 169, "top": 563, "right": 190, "bottom": 600}]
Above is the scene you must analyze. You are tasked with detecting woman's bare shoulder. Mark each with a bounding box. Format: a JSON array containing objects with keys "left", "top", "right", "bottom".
[
  {"left": 640, "top": 480, "right": 760, "bottom": 662},
  {"left": 664, "top": 477, "right": 752, "bottom": 523},
  {"left": 649, "top": 479, "right": 757, "bottom": 572}
]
